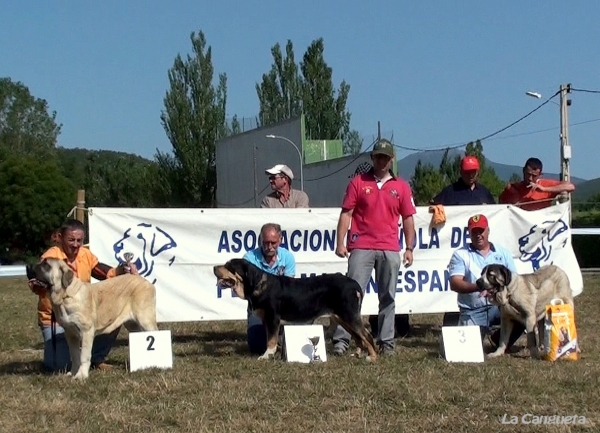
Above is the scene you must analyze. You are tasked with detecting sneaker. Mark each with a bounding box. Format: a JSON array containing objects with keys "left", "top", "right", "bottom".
[
  {"left": 332, "top": 346, "right": 347, "bottom": 356},
  {"left": 379, "top": 345, "right": 395, "bottom": 357}
]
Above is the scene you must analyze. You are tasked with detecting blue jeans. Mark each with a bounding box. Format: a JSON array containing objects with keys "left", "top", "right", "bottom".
[
  {"left": 40, "top": 324, "right": 120, "bottom": 372},
  {"left": 458, "top": 305, "right": 501, "bottom": 339},
  {"left": 247, "top": 309, "right": 267, "bottom": 355}
]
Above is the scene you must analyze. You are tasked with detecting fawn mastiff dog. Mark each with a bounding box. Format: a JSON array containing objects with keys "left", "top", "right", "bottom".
[
  {"left": 29, "top": 258, "right": 158, "bottom": 379},
  {"left": 476, "top": 264, "right": 575, "bottom": 359}
]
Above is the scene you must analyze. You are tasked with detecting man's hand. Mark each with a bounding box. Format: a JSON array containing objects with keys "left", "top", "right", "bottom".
[
  {"left": 116, "top": 262, "right": 139, "bottom": 275},
  {"left": 527, "top": 182, "right": 546, "bottom": 192},
  {"left": 335, "top": 245, "right": 348, "bottom": 258},
  {"left": 403, "top": 249, "right": 413, "bottom": 267}
]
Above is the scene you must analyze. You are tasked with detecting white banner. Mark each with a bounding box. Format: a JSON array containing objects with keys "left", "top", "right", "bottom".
[{"left": 88, "top": 202, "right": 582, "bottom": 323}]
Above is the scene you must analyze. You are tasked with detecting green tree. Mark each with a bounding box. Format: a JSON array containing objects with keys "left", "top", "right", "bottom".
[
  {"left": 509, "top": 173, "right": 521, "bottom": 183},
  {"left": 438, "top": 148, "right": 460, "bottom": 184},
  {"left": 256, "top": 40, "right": 303, "bottom": 126},
  {"left": 300, "top": 38, "right": 350, "bottom": 140},
  {"left": 410, "top": 160, "right": 446, "bottom": 205},
  {"left": 343, "top": 130, "right": 363, "bottom": 155},
  {"left": 156, "top": 30, "right": 228, "bottom": 207},
  {"left": 0, "top": 149, "right": 74, "bottom": 262},
  {"left": 0, "top": 77, "right": 61, "bottom": 159},
  {"left": 256, "top": 38, "right": 362, "bottom": 155}
]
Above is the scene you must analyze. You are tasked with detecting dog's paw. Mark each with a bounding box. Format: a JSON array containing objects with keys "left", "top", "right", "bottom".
[
  {"left": 486, "top": 350, "right": 504, "bottom": 359},
  {"left": 257, "top": 353, "right": 275, "bottom": 360},
  {"left": 529, "top": 348, "right": 541, "bottom": 360}
]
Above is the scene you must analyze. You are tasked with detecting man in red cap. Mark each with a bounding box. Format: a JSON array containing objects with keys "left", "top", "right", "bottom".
[
  {"left": 431, "top": 155, "right": 496, "bottom": 329},
  {"left": 431, "top": 155, "right": 495, "bottom": 206},
  {"left": 446, "top": 213, "right": 524, "bottom": 351}
]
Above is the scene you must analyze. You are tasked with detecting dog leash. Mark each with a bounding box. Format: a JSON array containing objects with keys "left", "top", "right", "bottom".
[{"left": 50, "top": 310, "right": 57, "bottom": 371}]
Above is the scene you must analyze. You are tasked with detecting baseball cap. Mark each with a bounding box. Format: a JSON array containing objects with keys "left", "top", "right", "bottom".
[
  {"left": 265, "top": 164, "right": 294, "bottom": 180},
  {"left": 467, "top": 214, "right": 489, "bottom": 231},
  {"left": 461, "top": 156, "right": 480, "bottom": 171},
  {"left": 371, "top": 139, "right": 394, "bottom": 158}
]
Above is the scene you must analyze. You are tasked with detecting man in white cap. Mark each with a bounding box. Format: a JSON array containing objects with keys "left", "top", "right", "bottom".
[{"left": 261, "top": 164, "right": 309, "bottom": 208}]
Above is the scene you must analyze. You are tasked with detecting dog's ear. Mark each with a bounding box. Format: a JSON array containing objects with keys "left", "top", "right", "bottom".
[
  {"left": 500, "top": 265, "right": 512, "bottom": 287},
  {"left": 481, "top": 265, "right": 489, "bottom": 278},
  {"left": 61, "top": 269, "right": 74, "bottom": 288}
]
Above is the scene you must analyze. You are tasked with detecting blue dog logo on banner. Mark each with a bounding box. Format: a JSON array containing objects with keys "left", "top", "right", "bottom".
[
  {"left": 518, "top": 219, "right": 568, "bottom": 271},
  {"left": 113, "top": 223, "right": 177, "bottom": 284}
]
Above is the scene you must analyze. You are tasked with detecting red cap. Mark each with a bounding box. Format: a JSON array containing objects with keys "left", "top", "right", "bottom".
[
  {"left": 467, "top": 214, "right": 488, "bottom": 231},
  {"left": 461, "top": 156, "right": 480, "bottom": 171}
]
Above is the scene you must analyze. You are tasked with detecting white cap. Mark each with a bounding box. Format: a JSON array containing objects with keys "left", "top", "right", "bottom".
[{"left": 265, "top": 164, "right": 294, "bottom": 180}]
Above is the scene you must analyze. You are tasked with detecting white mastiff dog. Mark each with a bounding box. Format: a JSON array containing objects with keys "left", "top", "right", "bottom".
[{"left": 29, "top": 258, "right": 158, "bottom": 380}]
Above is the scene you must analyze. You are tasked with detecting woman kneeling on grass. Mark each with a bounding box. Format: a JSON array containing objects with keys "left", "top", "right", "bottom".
[{"left": 27, "top": 218, "right": 137, "bottom": 372}]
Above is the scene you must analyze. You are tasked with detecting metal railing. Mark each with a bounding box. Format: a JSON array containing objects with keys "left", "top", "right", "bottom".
[{"left": 0, "top": 265, "right": 26, "bottom": 278}]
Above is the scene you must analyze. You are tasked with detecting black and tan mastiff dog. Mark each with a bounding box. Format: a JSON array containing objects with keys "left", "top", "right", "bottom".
[
  {"left": 477, "top": 263, "right": 576, "bottom": 359},
  {"left": 29, "top": 258, "right": 159, "bottom": 380},
  {"left": 213, "top": 258, "right": 378, "bottom": 361}
]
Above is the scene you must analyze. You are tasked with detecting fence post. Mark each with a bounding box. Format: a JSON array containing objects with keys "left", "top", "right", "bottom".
[{"left": 76, "top": 189, "right": 85, "bottom": 223}]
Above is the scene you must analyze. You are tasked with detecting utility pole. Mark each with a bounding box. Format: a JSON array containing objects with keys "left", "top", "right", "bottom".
[
  {"left": 559, "top": 83, "right": 572, "bottom": 183},
  {"left": 559, "top": 83, "right": 572, "bottom": 223}
]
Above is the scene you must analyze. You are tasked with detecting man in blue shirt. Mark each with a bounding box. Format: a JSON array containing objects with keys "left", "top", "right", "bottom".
[
  {"left": 432, "top": 156, "right": 496, "bottom": 206},
  {"left": 448, "top": 214, "right": 524, "bottom": 348},
  {"left": 243, "top": 222, "right": 296, "bottom": 354}
]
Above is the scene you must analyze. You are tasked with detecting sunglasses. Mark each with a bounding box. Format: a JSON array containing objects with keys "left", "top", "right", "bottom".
[{"left": 269, "top": 175, "right": 282, "bottom": 181}]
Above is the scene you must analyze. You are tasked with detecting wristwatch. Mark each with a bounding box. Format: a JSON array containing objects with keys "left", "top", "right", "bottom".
[{"left": 405, "top": 247, "right": 414, "bottom": 252}]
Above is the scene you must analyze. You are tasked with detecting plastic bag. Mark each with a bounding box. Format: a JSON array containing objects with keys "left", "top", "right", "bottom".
[{"left": 542, "top": 298, "right": 579, "bottom": 361}]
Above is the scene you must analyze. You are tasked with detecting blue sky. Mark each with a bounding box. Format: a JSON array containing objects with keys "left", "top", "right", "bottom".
[{"left": 2, "top": 1, "right": 600, "bottom": 179}]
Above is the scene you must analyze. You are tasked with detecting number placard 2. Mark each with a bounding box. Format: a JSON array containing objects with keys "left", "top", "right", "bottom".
[
  {"left": 129, "top": 330, "right": 173, "bottom": 372},
  {"left": 441, "top": 326, "right": 485, "bottom": 363}
]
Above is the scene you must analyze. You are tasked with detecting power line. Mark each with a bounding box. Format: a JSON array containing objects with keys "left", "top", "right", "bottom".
[
  {"left": 571, "top": 88, "right": 600, "bottom": 94},
  {"left": 393, "top": 91, "right": 575, "bottom": 153},
  {"left": 477, "top": 90, "right": 560, "bottom": 141},
  {"left": 486, "top": 117, "right": 600, "bottom": 142}
]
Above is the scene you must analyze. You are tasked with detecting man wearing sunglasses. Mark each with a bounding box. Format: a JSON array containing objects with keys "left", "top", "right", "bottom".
[{"left": 261, "top": 164, "right": 310, "bottom": 208}]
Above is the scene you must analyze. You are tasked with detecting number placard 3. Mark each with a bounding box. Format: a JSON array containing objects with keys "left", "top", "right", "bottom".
[
  {"left": 129, "top": 330, "right": 173, "bottom": 372},
  {"left": 441, "top": 326, "right": 485, "bottom": 363}
]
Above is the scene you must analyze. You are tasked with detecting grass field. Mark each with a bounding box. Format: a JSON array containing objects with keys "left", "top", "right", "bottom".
[{"left": 0, "top": 275, "right": 598, "bottom": 433}]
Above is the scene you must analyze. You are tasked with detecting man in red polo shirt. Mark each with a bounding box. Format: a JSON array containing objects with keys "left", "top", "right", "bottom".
[
  {"left": 333, "top": 139, "right": 417, "bottom": 356},
  {"left": 499, "top": 157, "right": 575, "bottom": 211}
]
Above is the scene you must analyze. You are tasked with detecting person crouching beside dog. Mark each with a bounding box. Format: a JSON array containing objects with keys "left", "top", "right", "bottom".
[
  {"left": 446, "top": 214, "right": 524, "bottom": 351},
  {"left": 27, "top": 218, "right": 137, "bottom": 372},
  {"left": 242, "top": 223, "right": 296, "bottom": 354}
]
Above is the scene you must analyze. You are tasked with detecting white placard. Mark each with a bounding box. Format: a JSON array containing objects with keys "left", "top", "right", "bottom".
[
  {"left": 128, "top": 330, "right": 173, "bottom": 372},
  {"left": 441, "top": 326, "right": 485, "bottom": 363},
  {"left": 283, "top": 324, "right": 328, "bottom": 364}
]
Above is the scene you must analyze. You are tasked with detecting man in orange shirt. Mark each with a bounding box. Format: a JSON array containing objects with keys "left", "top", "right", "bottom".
[
  {"left": 499, "top": 158, "right": 575, "bottom": 211},
  {"left": 28, "top": 219, "right": 137, "bottom": 372}
]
